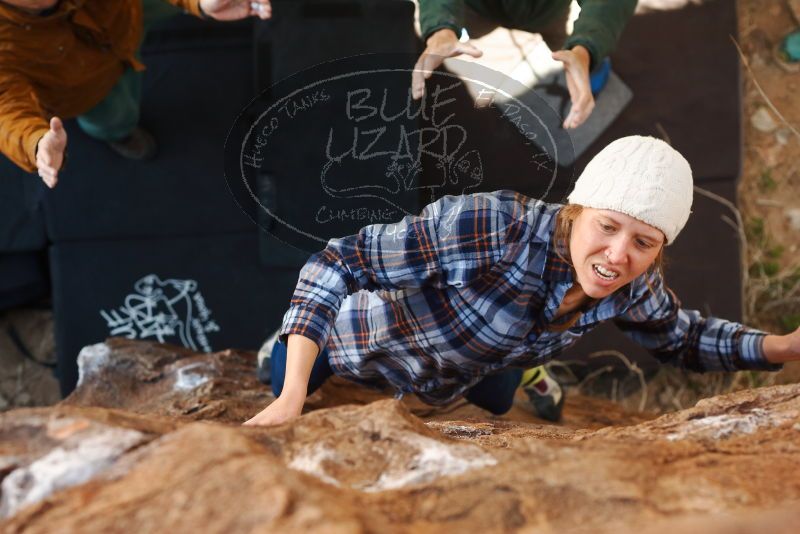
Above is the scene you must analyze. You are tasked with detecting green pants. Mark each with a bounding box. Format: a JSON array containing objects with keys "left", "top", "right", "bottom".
[{"left": 77, "top": 0, "right": 181, "bottom": 142}]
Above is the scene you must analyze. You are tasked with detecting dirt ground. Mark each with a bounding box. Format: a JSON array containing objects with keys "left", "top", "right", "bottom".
[
  {"left": 0, "top": 0, "right": 798, "bottom": 411},
  {"left": 736, "top": 0, "right": 800, "bottom": 380},
  {"left": 737, "top": 0, "right": 800, "bottom": 326},
  {"left": 0, "top": 308, "right": 59, "bottom": 411}
]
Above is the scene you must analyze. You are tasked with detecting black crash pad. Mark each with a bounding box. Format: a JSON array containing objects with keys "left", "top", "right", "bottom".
[
  {"left": 49, "top": 231, "right": 300, "bottom": 396},
  {"left": 42, "top": 16, "right": 257, "bottom": 243}
]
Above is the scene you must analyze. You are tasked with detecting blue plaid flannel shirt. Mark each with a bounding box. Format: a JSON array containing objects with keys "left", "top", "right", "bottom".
[{"left": 280, "top": 190, "right": 779, "bottom": 405}]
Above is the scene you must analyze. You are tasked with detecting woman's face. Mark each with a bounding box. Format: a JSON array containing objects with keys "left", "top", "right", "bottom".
[{"left": 569, "top": 208, "right": 664, "bottom": 299}]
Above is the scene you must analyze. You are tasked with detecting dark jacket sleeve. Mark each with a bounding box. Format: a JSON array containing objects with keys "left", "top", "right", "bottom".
[
  {"left": 564, "top": 0, "right": 637, "bottom": 70},
  {"left": 418, "top": 0, "right": 464, "bottom": 42},
  {"left": 165, "top": 0, "right": 204, "bottom": 17}
]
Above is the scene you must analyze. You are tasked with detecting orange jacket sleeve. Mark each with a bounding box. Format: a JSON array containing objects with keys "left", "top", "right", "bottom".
[
  {"left": 0, "top": 71, "right": 50, "bottom": 173},
  {"left": 167, "top": 0, "right": 204, "bottom": 17}
]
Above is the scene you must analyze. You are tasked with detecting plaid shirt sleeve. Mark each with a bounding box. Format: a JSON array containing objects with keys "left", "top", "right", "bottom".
[
  {"left": 613, "top": 273, "right": 782, "bottom": 372},
  {"left": 280, "top": 193, "right": 525, "bottom": 350}
]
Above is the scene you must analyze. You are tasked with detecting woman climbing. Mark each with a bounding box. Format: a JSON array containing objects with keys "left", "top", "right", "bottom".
[{"left": 245, "top": 136, "right": 799, "bottom": 427}]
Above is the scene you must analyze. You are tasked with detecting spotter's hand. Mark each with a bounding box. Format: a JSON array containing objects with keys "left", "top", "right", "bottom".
[
  {"left": 200, "top": 0, "right": 272, "bottom": 20},
  {"left": 412, "top": 28, "right": 482, "bottom": 100},
  {"left": 36, "top": 117, "right": 66, "bottom": 189},
  {"left": 552, "top": 45, "right": 595, "bottom": 129}
]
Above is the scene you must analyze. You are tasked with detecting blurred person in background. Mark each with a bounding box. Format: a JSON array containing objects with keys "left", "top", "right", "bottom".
[
  {"left": 412, "top": 0, "right": 637, "bottom": 129},
  {"left": 0, "top": 0, "right": 272, "bottom": 188}
]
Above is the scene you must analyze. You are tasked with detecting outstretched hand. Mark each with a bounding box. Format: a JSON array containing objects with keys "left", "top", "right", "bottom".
[
  {"left": 552, "top": 45, "right": 594, "bottom": 129},
  {"left": 787, "top": 326, "right": 800, "bottom": 358},
  {"left": 200, "top": 0, "right": 272, "bottom": 20},
  {"left": 412, "top": 28, "right": 482, "bottom": 100},
  {"left": 763, "top": 326, "right": 800, "bottom": 364},
  {"left": 36, "top": 117, "right": 67, "bottom": 189}
]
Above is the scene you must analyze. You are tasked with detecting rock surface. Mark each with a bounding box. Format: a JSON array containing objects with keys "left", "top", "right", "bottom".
[{"left": 1, "top": 339, "right": 798, "bottom": 533}]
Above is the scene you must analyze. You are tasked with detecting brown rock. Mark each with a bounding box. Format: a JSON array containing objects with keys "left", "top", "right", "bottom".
[
  {"left": 65, "top": 339, "right": 645, "bottom": 429},
  {"left": 0, "top": 406, "right": 175, "bottom": 519},
  {"left": 636, "top": 506, "right": 800, "bottom": 534},
  {"left": 62, "top": 338, "right": 273, "bottom": 424},
  {"left": 751, "top": 107, "right": 779, "bottom": 133},
  {"left": 0, "top": 309, "right": 59, "bottom": 409},
  {"left": 786, "top": 207, "right": 800, "bottom": 231},
  {"left": 789, "top": 0, "right": 800, "bottom": 24},
  {"left": 267, "top": 400, "right": 498, "bottom": 492},
  {"left": 1, "top": 340, "right": 798, "bottom": 533},
  {"left": 2, "top": 421, "right": 381, "bottom": 534}
]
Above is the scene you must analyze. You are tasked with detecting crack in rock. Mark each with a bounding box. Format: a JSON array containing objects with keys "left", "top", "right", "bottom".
[{"left": 429, "top": 423, "right": 494, "bottom": 439}]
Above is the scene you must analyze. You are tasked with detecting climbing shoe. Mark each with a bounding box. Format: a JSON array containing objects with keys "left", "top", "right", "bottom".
[
  {"left": 107, "top": 126, "right": 158, "bottom": 160},
  {"left": 521, "top": 366, "right": 565, "bottom": 422}
]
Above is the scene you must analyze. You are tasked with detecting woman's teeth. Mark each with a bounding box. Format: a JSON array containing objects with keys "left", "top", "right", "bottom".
[{"left": 593, "top": 264, "right": 619, "bottom": 281}]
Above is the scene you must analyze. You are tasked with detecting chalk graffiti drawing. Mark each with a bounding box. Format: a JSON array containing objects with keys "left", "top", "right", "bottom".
[{"left": 99, "top": 275, "right": 220, "bottom": 352}]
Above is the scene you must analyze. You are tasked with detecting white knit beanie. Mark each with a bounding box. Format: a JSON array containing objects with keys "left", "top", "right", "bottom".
[{"left": 567, "top": 136, "right": 693, "bottom": 245}]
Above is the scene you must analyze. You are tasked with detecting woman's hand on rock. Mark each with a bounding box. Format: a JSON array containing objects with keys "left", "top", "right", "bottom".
[{"left": 243, "top": 392, "right": 304, "bottom": 427}]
